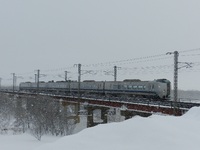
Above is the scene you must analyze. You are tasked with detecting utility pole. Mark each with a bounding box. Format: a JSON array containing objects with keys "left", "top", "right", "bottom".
[
  {"left": 0, "top": 78, "right": 2, "bottom": 91},
  {"left": 75, "top": 64, "right": 81, "bottom": 122},
  {"left": 65, "top": 71, "right": 71, "bottom": 95},
  {"left": 174, "top": 51, "right": 179, "bottom": 103},
  {"left": 68, "top": 79, "right": 71, "bottom": 94},
  {"left": 166, "top": 51, "right": 179, "bottom": 103},
  {"left": 37, "top": 70, "right": 40, "bottom": 94},
  {"left": 114, "top": 66, "right": 117, "bottom": 81},
  {"left": 65, "top": 71, "right": 70, "bottom": 81},
  {"left": 15, "top": 76, "right": 17, "bottom": 90},
  {"left": 12, "top": 73, "right": 15, "bottom": 93},
  {"left": 35, "top": 74, "right": 37, "bottom": 83},
  {"left": 65, "top": 71, "right": 67, "bottom": 81},
  {"left": 78, "top": 64, "right": 81, "bottom": 99}
]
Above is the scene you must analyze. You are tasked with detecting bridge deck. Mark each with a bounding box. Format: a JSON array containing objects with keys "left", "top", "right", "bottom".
[{"left": 2, "top": 91, "right": 198, "bottom": 116}]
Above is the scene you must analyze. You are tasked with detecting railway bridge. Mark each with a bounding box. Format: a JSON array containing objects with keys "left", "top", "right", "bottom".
[
  {"left": 3, "top": 91, "right": 200, "bottom": 116},
  {"left": 51, "top": 94, "right": 200, "bottom": 126},
  {"left": 53, "top": 94, "right": 199, "bottom": 116},
  {"left": 1, "top": 91, "right": 200, "bottom": 127}
]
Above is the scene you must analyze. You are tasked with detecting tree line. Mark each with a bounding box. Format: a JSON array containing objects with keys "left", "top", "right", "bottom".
[{"left": 0, "top": 93, "right": 77, "bottom": 140}]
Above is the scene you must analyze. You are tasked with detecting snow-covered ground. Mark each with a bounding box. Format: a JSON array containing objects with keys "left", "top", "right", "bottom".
[
  {"left": 0, "top": 134, "right": 60, "bottom": 150},
  {"left": 1, "top": 107, "right": 200, "bottom": 150}
]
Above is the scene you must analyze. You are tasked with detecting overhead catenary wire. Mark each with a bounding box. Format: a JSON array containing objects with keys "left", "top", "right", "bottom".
[
  {"left": 1, "top": 48, "right": 200, "bottom": 85},
  {"left": 180, "top": 54, "right": 200, "bottom": 57},
  {"left": 178, "top": 48, "right": 200, "bottom": 53},
  {"left": 4, "top": 53, "right": 173, "bottom": 80},
  {"left": 82, "top": 53, "right": 171, "bottom": 67}
]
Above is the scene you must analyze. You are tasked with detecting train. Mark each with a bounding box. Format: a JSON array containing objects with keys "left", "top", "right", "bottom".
[{"left": 19, "top": 78, "right": 171, "bottom": 99}]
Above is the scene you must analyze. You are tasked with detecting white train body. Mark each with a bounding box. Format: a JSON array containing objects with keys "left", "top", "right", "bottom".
[{"left": 19, "top": 79, "right": 171, "bottom": 99}]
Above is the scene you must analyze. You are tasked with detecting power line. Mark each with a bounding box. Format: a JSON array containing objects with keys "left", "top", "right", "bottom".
[
  {"left": 11, "top": 63, "right": 175, "bottom": 81},
  {"left": 2, "top": 49, "right": 200, "bottom": 86},
  {"left": 179, "top": 54, "right": 200, "bottom": 57},
  {"left": 82, "top": 53, "right": 169, "bottom": 67},
  {"left": 178, "top": 48, "right": 200, "bottom": 53},
  {"left": 0, "top": 53, "right": 172, "bottom": 81}
]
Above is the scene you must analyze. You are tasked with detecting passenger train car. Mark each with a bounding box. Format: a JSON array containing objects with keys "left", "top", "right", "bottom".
[{"left": 19, "top": 79, "right": 171, "bottom": 99}]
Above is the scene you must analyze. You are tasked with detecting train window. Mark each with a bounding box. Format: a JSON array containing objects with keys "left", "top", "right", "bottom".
[
  {"left": 133, "top": 85, "right": 137, "bottom": 89},
  {"left": 143, "top": 86, "right": 146, "bottom": 89},
  {"left": 113, "top": 85, "right": 118, "bottom": 89},
  {"left": 151, "top": 85, "right": 154, "bottom": 90},
  {"left": 128, "top": 85, "right": 132, "bottom": 89},
  {"left": 138, "top": 86, "right": 143, "bottom": 89},
  {"left": 124, "top": 85, "right": 127, "bottom": 89}
]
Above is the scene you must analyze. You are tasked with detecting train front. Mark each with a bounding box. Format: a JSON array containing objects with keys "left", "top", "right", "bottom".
[{"left": 155, "top": 79, "right": 171, "bottom": 99}]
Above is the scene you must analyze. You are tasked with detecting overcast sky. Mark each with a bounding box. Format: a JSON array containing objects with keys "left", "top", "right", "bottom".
[{"left": 0, "top": 0, "right": 200, "bottom": 90}]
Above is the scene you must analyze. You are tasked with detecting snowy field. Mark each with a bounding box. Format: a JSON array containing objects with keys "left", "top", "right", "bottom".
[
  {"left": 1, "top": 107, "right": 200, "bottom": 150},
  {"left": 0, "top": 134, "right": 60, "bottom": 150}
]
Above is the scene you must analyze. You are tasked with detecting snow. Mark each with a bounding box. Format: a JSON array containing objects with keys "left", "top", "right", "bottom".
[
  {"left": 0, "top": 134, "right": 60, "bottom": 150},
  {"left": 182, "top": 107, "right": 200, "bottom": 120},
  {"left": 1, "top": 107, "right": 200, "bottom": 150}
]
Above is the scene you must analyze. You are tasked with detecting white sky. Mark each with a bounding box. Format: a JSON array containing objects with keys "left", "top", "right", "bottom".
[{"left": 0, "top": 0, "right": 200, "bottom": 90}]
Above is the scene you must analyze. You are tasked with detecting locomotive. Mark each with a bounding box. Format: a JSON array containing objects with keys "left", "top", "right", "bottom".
[{"left": 19, "top": 78, "right": 171, "bottom": 99}]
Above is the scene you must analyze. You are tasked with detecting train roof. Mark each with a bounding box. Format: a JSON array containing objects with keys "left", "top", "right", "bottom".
[
  {"left": 123, "top": 79, "right": 141, "bottom": 82},
  {"left": 83, "top": 80, "right": 96, "bottom": 82},
  {"left": 155, "top": 79, "right": 170, "bottom": 83}
]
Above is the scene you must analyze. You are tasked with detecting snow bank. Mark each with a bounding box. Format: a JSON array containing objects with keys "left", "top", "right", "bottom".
[
  {"left": 1, "top": 107, "right": 200, "bottom": 150},
  {"left": 34, "top": 107, "right": 200, "bottom": 150},
  {"left": 0, "top": 134, "right": 60, "bottom": 150},
  {"left": 182, "top": 107, "right": 200, "bottom": 121}
]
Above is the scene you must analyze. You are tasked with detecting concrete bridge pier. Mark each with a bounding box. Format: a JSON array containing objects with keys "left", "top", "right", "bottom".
[
  {"left": 87, "top": 106, "right": 110, "bottom": 128},
  {"left": 120, "top": 110, "right": 151, "bottom": 120}
]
